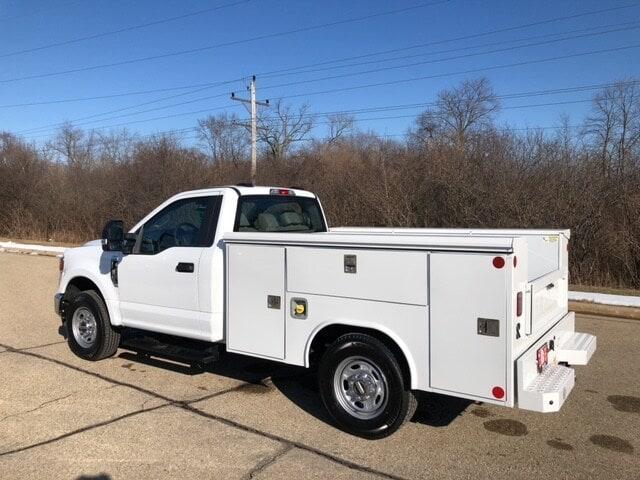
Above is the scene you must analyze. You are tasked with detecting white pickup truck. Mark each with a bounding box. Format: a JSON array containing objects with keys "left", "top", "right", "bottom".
[{"left": 55, "top": 185, "right": 596, "bottom": 438}]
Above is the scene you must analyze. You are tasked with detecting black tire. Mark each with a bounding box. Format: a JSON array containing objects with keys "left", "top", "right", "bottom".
[
  {"left": 318, "top": 333, "right": 417, "bottom": 439},
  {"left": 65, "top": 290, "right": 120, "bottom": 361}
]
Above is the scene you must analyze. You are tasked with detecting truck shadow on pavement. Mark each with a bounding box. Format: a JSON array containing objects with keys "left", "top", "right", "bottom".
[{"left": 117, "top": 350, "right": 472, "bottom": 429}]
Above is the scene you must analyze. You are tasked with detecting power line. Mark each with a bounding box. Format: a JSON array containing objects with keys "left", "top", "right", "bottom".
[
  {"left": 4, "top": 4, "right": 636, "bottom": 109},
  {"left": 0, "top": 0, "right": 252, "bottom": 59},
  {"left": 261, "top": 20, "right": 640, "bottom": 79},
  {"left": 259, "top": 43, "right": 640, "bottom": 100},
  {"left": 20, "top": 76, "right": 638, "bottom": 139},
  {"left": 257, "top": 27, "right": 640, "bottom": 92},
  {"left": 21, "top": 89, "right": 609, "bottom": 140},
  {"left": 16, "top": 81, "right": 246, "bottom": 135},
  {"left": 17, "top": 26, "right": 640, "bottom": 135},
  {"left": 23, "top": 103, "right": 242, "bottom": 138},
  {"left": 0, "top": 1, "right": 451, "bottom": 85},
  {"left": 257, "top": 3, "right": 640, "bottom": 78},
  {"left": 0, "top": 81, "right": 232, "bottom": 108}
]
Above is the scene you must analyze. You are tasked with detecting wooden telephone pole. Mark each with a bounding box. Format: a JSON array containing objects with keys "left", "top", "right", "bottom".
[{"left": 231, "top": 75, "right": 269, "bottom": 185}]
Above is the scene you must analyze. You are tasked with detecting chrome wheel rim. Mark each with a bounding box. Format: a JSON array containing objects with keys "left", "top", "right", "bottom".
[
  {"left": 71, "top": 307, "right": 97, "bottom": 349},
  {"left": 333, "top": 356, "right": 388, "bottom": 420}
]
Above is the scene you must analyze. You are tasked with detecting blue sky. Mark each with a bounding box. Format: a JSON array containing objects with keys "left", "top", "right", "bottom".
[{"left": 1, "top": 0, "right": 639, "bottom": 144}]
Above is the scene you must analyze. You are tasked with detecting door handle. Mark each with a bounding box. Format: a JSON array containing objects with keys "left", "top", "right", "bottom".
[{"left": 176, "top": 262, "right": 194, "bottom": 273}]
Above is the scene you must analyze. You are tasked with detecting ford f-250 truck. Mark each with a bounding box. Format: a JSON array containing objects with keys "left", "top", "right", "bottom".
[{"left": 54, "top": 185, "right": 596, "bottom": 438}]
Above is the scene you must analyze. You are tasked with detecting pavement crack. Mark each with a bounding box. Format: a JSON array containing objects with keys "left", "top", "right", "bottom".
[
  {"left": 0, "top": 340, "right": 65, "bottom": 355},
  {"left": 0, "top": 342, "right": 177, "bottom": 404},
  {"left": 18, "top": 340, "right": 67, "bottom": 352},
  {"left": 244, "top": 444, "right": 293, "bottom": 480},
  {"left": 181, "top": 403, "right": 408, "bottom": 480},
  {"left": 0, "top": 341, "right": 406, "bottom": 479},
  {"left": 0, "top": 381, "right": 253, "bottom": 458},
  {"left": 0, "top": 392, "right": 76, "bottom": 424},
  {"left": 0, "top": 403, "right": 170, "bottom": 457}
]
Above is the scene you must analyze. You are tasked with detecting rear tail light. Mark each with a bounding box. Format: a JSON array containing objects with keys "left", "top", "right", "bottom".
[
  {"left": 516, "top": 291, "right": 523, "bottom": 317},
  {"left": 492, "top": 256, "right": 505, "bottom": 269},
  {"left": 58, "top": 256, "right": 64, "bottom": 272},
  {"left": 270, "top": 188, "right": 295, "bottom": 196},
  {"left": 492, "top": 386, "right": 505, "bottom": 399}
]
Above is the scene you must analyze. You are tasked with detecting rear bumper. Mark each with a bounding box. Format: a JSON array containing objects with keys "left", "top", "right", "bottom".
[{"left": 516, "top": 311, "right": 596, "bottom": 413}]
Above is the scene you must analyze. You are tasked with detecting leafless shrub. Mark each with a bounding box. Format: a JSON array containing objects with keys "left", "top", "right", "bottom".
[{"left": 1, "top": 78, "right": 639, "bottom": 288}]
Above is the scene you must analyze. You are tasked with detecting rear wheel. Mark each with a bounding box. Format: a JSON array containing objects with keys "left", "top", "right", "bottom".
[
  {"left": 66, "top": 290, "right": 120, "bottom": 361},
  {"left": 318, "top": 333, "right": 417, "bottom": 439}
]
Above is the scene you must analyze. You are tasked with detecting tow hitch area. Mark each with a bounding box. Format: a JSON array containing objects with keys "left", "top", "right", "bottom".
[
  {"left": 520, "top": 364, "right": 575, "bottom": 412},
  {"left": 517, "top": 312, "right": 596, "bottom": 413}
]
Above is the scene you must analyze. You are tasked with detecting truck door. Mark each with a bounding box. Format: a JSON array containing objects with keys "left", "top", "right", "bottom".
[
  {"left": 226, "top": 244, "right": 285, "bottom": 360},
  {"left": 116, "top": 195, "right": 221, "bottom": 340},
  {"left": 429, "top": 252, "right": 509, "bottom": 403}
]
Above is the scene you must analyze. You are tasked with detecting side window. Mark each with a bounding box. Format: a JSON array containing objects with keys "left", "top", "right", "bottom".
[{"left": 137, "top": 196, "right": 220, "bottom": 255}]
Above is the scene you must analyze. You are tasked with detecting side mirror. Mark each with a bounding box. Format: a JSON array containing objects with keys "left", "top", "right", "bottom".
[{"left": 101, "top": 220, "right": 124, "bottom": 252}]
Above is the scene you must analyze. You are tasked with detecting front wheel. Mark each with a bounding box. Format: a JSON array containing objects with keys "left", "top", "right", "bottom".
[
  {"left": 66, "top": 290, "right": 120, "bottom": 361},
  {"left": 318, "top": 333, "right": 417, "bottom": 439}
]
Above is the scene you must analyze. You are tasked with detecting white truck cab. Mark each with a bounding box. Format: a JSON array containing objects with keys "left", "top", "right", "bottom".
[{"left": 55, "top": 185, "right": 596, "bottom": 438}]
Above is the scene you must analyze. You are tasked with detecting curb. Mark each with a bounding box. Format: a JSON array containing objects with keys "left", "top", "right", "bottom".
[
  {"left": 570, "top": 301, "right": 640, "bottom": 321},
  {"left": 0, "top": 248, "right": 63, "bottom": 258}
]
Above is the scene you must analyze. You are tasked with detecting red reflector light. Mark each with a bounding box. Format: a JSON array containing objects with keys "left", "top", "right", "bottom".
[
  {"left": 492, "top": 386, "right": 505, "bottom": 399},
  {"left": 516, "top": 291, "right": 523, "bottom": 317},
  {"left": 492, "top": 256, "right": 505, "bottom": 269},
  {"left": 269, "top": 188, "right": 295, "bottom": 196},
  {"left": 513, "top": 256, "right": 517, "bottom": 268}
]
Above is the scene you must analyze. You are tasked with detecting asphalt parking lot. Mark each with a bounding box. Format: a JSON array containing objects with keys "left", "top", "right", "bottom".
[{"left": 0, "top": 252, "right": 638, "bottom": 479}]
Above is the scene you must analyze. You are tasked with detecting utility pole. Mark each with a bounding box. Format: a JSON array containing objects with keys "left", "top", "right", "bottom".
[{"left": 231, "top": 75, "right": 269, "bottom": 185}]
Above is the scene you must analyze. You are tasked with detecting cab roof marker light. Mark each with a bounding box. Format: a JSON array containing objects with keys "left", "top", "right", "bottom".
[{"left": 270, "top": 188, "right": 295, "bottom": 196}]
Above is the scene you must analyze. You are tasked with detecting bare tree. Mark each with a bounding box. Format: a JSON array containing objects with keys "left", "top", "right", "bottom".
[
  {"left": 325, "top": 113, "right": 355, "bottom": 144},
  {"left": 96, "top": 129, "right": 136, "bottom": 165},
  {"left": 414, "top": 77, "right": 500, "bottom": 148},
  {"left": 197, "top": 112, "right": 248, "bottom": 165},
  {"left": 258, "top": 101, "right": 314, "bottom": 160},
  {"left": 583, "top": 79, "right": 640, "bottom": 174},
  {"left": 48, "top": 123, "right": 95, "bottom": 168}
]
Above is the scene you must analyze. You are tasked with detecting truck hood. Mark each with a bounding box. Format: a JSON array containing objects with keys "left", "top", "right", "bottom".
[{"left": 83, "top": 239, "right": 102, "bottom": 247}]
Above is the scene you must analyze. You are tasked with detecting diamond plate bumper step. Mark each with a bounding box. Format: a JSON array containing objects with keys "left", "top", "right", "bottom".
[
  {"left": 519, "top": 364, "right": 575, "bottom": 412},
  {"left": 555, "top": 331, "right": 597, "bottom": 365}
]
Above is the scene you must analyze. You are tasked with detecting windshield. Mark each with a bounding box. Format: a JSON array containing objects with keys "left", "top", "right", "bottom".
[{"left": 234, "top": 195, "right": 326, "bottom": 233}]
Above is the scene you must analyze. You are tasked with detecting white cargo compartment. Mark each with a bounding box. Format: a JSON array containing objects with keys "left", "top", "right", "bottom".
[
  {"left": 287, "top": 247, "right": 428, "bottom": 305},
  {"left": 226, "top": 244, "right": 286, "bottom": 360},
  {"left": 331, "top": 227, "right": 569, "bottom": 282},
  {"left": 429, "top": 251, "right": 510, "bottom": 402}
]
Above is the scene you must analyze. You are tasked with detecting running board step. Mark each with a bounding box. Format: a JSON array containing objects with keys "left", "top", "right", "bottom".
[
  {"left": 120, "top": 332, "right": 220, "bottom": 367},
  {"left": 555, "top": 331, "right": 596, "bottom": 365},
  {"left": 518, "top": 364, "right": 575, "bottom": 413}
]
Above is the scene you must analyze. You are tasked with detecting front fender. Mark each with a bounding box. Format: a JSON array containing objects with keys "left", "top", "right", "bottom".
[{"left": 58, "top": 246, "right": 122, "bottom": 326}]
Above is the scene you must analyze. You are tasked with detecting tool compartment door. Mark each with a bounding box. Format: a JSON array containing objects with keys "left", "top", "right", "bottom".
[
  {"left": 226, "top": 244, "right": 285, "bottom": 360},
  {"left": 429, "top": 252, "right": 508, "bottom": 402}
]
